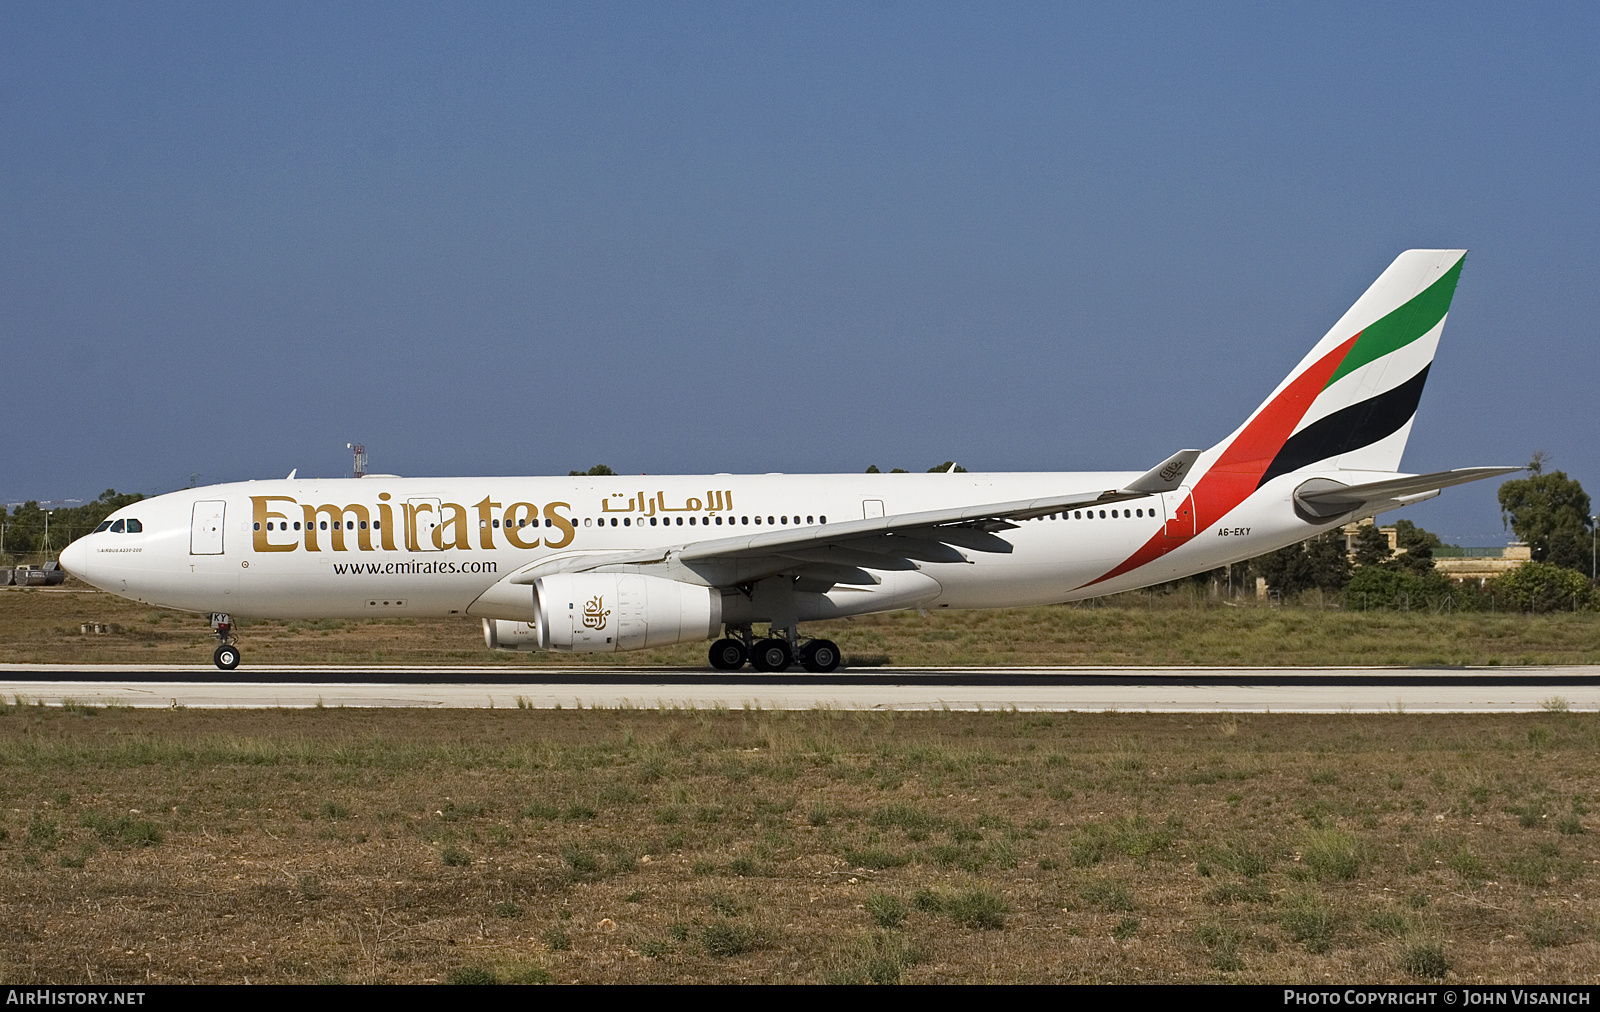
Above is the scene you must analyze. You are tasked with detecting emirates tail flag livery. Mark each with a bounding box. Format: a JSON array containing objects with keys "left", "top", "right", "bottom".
[{"left": 60, "top": 250, "right": 1516, "bottom": 672}]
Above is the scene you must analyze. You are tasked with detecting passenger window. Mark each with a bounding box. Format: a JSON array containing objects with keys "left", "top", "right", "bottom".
[
  {"left": 110, "top": 520, "right": 125, "bottom": 533},
  {"left": 584, "top": 518, "right": 592, "bottom": 527},
  {"left": 361, "top": 520, "right": 369, "bottom": 529},
  {"left": 1098, "top": 510, "right": 1106, "bottom": 519},
  {"left": 294, "top": 522, "right": 301, "bottom": 530},
  {"left": 95, "top": 521, "right": 112, "bottom": 533},
  {"left": 754, "top": 517, "right": 762, "bottom": 525},
  {"left": 1111, "top": 510, "right": 1118, "bottom": 518},
  {"left": 741, "top": 516, "right": 748, "bottom": 524},
  {"left": 807, "top": 516, "right": 814, "bottom": 524},
  {"left": 373, "top": 520, "right": 380, "bottom": 529},
  {"left": 676, "top": 517, "right": 683, "bottom": 526},
  {"left": 767, "top": 516, "right": 775, "bottom": 525},
  {"left": 820, "top": 515, "right": 826, "bottom": 523},
  {"left": 650, "top": 517, "right": 658, "bottom": 526},
  {"left": 689, "top": 517, "right": 697, "bottom": 525},
  {"left": 715, "top": 516, "right": 723, "bottom": 524},
  {"left": 252, "top": 523, "right": 260, "bottom": 531},
  {"left": 623, "top": 518, "right": 631, "bottom": 526}
]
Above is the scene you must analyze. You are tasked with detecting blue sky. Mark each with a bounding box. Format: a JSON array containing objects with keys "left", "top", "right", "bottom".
[{"left": 3, "top": 3, "right": 1595, "bottom": 544}]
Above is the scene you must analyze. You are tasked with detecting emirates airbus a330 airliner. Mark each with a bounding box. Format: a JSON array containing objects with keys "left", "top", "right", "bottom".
[{"left": 60, "top": 250, "right": 1515, "bottom": 672}]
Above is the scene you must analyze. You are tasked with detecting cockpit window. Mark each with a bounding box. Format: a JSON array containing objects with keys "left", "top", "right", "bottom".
[
  {"left": 94, "top": 521, "right": 112, "bottom": 533},
  {"left": 109, "top": 520, "right": 125, "bottom": 533},
  {"left": 126, "top": 519, "right": 143, "bottom": 533}
]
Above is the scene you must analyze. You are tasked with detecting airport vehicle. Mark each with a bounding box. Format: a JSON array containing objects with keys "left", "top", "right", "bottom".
[{"left": 58, "top": 249, "right": 1514, "bottom": 672}]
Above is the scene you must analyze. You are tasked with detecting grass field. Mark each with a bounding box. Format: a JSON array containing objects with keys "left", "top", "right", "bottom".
[
  {"left": 6, "top": 581, "right": 1600, "bottom": 668},
  {"left": 2, "top": 705, "right": 1598, "bottom": 983}
]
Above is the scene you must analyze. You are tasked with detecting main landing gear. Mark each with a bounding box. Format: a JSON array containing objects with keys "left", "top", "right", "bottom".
[
  {"left": 708, "top": 628, "right": 840, "bottom": 674},
  {"left": 210, "top": 613, "right": 241, "bottom": 670}
]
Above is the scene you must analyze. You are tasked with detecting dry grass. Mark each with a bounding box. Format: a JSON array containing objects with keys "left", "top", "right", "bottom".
[
  {"left": 6, "top": 582, "right": 1600, "bottom": 668},
  {"left": 2, "top": 705, "right": 1599, "bottom": 983}
]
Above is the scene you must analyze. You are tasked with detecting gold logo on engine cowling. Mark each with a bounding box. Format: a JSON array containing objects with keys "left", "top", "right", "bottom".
[{"left": 582, "top": 596, "right": 610, "bottom": 630}]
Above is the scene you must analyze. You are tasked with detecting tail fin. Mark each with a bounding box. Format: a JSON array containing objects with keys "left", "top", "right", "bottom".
[{"left": 1204, "top": 249, "right": 1466, "bottom": 490}]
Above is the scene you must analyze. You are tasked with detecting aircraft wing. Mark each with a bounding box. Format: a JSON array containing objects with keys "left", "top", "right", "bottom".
[
  {"left": 1293, "top": 466, "right": 1522, "bottom": 519},
  {"left": 509, "top": 449, "right": 1201, "bottom": 588}
]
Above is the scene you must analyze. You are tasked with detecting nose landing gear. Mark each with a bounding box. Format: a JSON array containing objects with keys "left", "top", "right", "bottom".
[{"left": 210, "top": 613, "right": 241, "bottom": 670}]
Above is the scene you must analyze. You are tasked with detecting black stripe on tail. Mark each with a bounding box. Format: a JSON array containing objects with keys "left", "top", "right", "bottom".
[{"left": 1257, "top": 364, "right": 1431, "bottom": 488}]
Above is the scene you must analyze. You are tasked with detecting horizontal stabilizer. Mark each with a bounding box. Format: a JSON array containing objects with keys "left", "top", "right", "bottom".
[{"left": 1294, "top": 467, "right": 1521, "bottom": 518}]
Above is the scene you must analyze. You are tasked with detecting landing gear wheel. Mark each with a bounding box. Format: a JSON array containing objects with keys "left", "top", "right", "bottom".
[
  {"left": 799, "top": 639, "right": 841, "bottom": 674},
  {"left": 709, "top": 638, "right": 748, "bottom": 671},
  {"left": 749, "top": 638, "right": 792, "bottom": 673},
  {"left": 213, "top": 643, "right": 241, "bottom": 670}
]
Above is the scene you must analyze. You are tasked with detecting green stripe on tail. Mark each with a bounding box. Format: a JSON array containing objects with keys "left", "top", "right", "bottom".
[{"left": 1324, "top": 257, "right": 1464, "bottom": 389}]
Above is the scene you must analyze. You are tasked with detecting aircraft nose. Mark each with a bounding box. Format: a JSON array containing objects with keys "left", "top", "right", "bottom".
[{"left": 58, "top": 537, "right": 90, "bottom": 580}]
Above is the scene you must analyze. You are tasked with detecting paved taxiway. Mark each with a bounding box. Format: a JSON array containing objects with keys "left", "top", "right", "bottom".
[{"left": 2, "top": 664, "right": 1597, "bottom": 712}]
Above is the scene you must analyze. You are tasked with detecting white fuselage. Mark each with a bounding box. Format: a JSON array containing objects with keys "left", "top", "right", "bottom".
[{"left": 61, "top": 469, "right": 1350, "bottom": 623}]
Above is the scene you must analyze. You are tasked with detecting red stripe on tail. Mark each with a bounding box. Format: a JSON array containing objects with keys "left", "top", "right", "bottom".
[{"left": 1079, "top": 334, "right": 1358, "bottom": 589}]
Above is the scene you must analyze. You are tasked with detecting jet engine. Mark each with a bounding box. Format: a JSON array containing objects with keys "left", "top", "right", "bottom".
[{"left": 483, "top": 572, "right": 722, "bottom": 653}]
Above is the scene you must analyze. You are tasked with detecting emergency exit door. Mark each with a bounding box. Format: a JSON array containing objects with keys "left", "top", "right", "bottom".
[{"left": 190, "top": 501, "right": 226, "bottom": 555}]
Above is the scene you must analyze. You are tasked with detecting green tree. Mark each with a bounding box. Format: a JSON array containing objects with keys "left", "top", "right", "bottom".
[
  {"left": 568, "top": 464, "right": 617, "bottom": 477},
  {"left": 1497, "top": 455, "right": 1593, "bottom": 571},
  {"left": 864, "top": 465, "right": 881, "bottom": 474},
  {"left": 1391, "top": 519, "right": 1441, "bottom": 575},
  {"left": 927, "top": 461, "right": 968, "bottom": 473},
  {"left": 1350, "top": 524, "right": 1392, "bottom": 567},
  {"left": 1254, "top": 531, "right": 1350, "bottom": 595},
  {"left": 1303, "top": 531, "right": 1353, "bottom": 589}
]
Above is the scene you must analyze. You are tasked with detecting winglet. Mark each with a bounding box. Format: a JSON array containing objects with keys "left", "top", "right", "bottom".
[{"left": 1122, "top": 449, "right": 1202, "bottom": 494}]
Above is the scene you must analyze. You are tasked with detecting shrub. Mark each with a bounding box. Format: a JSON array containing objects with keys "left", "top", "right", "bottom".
[
  {"left": 1112, "top": 916, "right": 1140, "bottom": 940},
  {"left": 447, "top": 965, "right": 498, "bottom": 985},
  {"left": 870, "top": 804, "right": 938, "bottom": 834},
  {"left": 83, "top": 812, "right": 163, "bottom": 847},
  {"left": 701, "top": 922, "right": 767, "bottom": 958},
  {"left": 561, "top": 846, "right": 598, "bottom": 874},
  {"left": 1280, "top": 891, "right": 1339, "bottom": 954},
  {"left": 1195, "top": 919, "right": 1247, "bottom": 972},
  {"left": 842, "top": 847, "right": 910, "bottom": 870},
  {"left": 1489, "top": 562, "right": 1594, "bottom": 613},
  {"left": 1343, "top": 566, "right": 1459, "bottom": 611},
  {"left": 541, "top": 927, "right": 571, "bottom": 951},
  {"left": 913, "top": 889, "right": 943, "bottom": 913},
  {"left": 441, "top": 846, "right": 470, "bottom": 867},
  {"left": 1299, "top": 827, "right": 1365, "bottom": 881},
  {"left": 824, "top": 932, "right": 924, "bottom": 985},
  {"left": 945, "top": 888, "right": 1008, "bottom": 930},
  {"left": 865, "top": 893, "right": 907, "bottom": 928},
  {"left": 1398, "top": 942, "right": 1450, "bottom": 979},
  {"left": 1079, "top": 878, "right": 1135, "bottom": 912},
  {"left": 1204, "top": 881, "right": 1271, "bottom": 905}
]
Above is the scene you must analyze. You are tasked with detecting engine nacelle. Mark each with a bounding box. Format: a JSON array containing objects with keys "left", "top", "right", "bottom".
[
  {"left": 484, "top": 573, "right": 722, "bottom": 653},
  {"left": 482, "top": 618, "right": 542, "bottom": 651}
]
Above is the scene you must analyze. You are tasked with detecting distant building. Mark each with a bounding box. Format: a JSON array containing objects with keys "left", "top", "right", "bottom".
[
  {"left": 1430, "top": 544, "right": 1531, "bottom": 585},
  {"left": 1336, "top": 517, "right": 1527, "bottom": 585}
]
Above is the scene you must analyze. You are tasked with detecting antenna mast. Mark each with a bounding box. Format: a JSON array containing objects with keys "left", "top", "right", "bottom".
[{"left": 347, "top": 443, "right": 367, "bottom": 479}]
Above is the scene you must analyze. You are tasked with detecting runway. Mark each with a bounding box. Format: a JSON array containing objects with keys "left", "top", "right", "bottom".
[{"left": 2, "top": 664, "right": 1597, "bottom": 712}]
